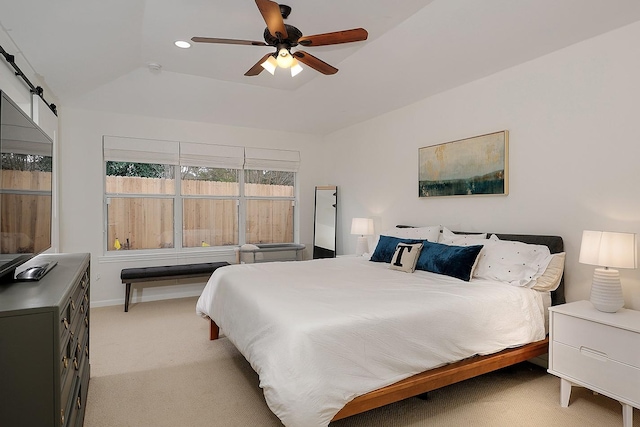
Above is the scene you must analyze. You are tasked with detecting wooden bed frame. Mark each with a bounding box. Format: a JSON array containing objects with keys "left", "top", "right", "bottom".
[
  {"left": 209, "top": 318, "right": 547, "bottom": 420},
  {"left": 207, "top": 231, "right": 564, "bottom": 422}
]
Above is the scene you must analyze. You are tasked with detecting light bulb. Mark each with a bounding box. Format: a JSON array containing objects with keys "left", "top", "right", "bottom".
[
  {"left": 260, "top": 56, "right": 277, "bottom": 75},
  {"left": 276, "top": 48, "right": 294, "bottom": 68},
  {"left": 290, "top": 58, "right": 303, "bottom": 77}
]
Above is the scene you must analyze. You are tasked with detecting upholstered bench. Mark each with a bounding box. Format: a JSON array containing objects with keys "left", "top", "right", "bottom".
[{"left": 120, "top": 261, "right": 229, "bottom": 312}]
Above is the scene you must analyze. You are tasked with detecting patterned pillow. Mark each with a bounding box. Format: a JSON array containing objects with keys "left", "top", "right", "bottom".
[
  {"left": 415, "top": 240, "right": 484, "bottom": 281},
  {"left": 389, "top": 243, "right": 424, "bottom": 273},
  {"left": 473, "top": 238, "right": 552, "bottom": 286}
]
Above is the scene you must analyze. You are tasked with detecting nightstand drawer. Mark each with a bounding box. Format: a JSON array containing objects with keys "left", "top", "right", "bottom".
[
  {"left": 552, "top": 341, "right": 640, "bottom": 406},
  {"left": 553, "top": 313, "right": 640, "bottom": 368}
]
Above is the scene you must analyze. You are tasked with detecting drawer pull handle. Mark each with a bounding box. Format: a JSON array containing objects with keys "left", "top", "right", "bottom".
[
  {"left": 63, "top": 356, "right": 69, "bottom": 369},
  {"left": 579, "top": 346, "right": 608, "bottom": 361},
  {"left": 85, "top": 345, "right": 89, "bottom": 356},
  {"left": 73, "top": 357, "right": 79, "bottom": 370},
  {"left": 85, "top": 317, "right": 89, "bottom": 327},
  {"left": 80, "top": 305, "right": 85, "bottom": 313},
  {"left": 77, "top": 396, "right": 82, "bottom": 409},
  {"left": 71, "top": 299, "right": 76, "bottom": 311},
  {"left": 84, "top": 294, "right": 88, "bottom": 303},
  {"left": 77, "top": 343, "right": 82, "bottom": 354},
  {"left": 60, "top": 410, "right": 65, "bottom": 424},
  {"left": 63, "top": 318, "right": 69, "bottom": 329}
]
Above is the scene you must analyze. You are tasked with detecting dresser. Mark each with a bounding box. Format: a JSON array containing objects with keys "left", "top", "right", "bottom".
[
  {"left": 0, "top": 253, "right": 91, "bottom": 427},
  {"left": 548, "top": 300, "right": 640, "bottom": 427}
]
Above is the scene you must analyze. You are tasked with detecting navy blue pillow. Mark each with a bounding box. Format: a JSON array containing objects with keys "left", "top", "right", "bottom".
[
  {"left": 415, "top": 240, "right": 484, "bottom": 281},
  {"left": 370, "top": 235, "right": 422, "bottom": 263}
]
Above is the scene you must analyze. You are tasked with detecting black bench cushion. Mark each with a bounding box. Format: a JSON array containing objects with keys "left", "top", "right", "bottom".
[{"left": 121, "top": 261, "right": 229, "bottom": 281}]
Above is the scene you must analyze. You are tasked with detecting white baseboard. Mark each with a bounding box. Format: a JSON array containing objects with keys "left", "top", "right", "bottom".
[{"left": 90, "top": 287, "right": 204, "bottom": 309}]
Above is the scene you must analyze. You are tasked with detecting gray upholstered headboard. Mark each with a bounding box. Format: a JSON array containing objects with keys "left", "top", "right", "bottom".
[{"left": 396, "top": 226, "right": 565, "bottom": 306}]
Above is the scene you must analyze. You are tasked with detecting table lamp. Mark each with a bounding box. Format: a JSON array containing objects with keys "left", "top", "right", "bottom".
[
  {"left": 578, "top": 230, "right": 637, "bottom": 312},
  {"left": 351, "top": 218, "right": 374, "bottom": 256}
]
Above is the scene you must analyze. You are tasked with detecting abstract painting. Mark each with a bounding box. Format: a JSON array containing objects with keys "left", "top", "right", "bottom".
[{"left": 419, "top": 131, "right": 508, "bottom": 197}]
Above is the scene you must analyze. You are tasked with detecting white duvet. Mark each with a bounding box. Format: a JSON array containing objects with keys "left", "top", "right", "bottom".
[{"left": 196, "top": 256, "right": 546, "bottom": 427}]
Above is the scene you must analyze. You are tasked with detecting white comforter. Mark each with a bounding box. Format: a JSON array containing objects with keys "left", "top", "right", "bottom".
[{"left": 196, "top": 256, "right": 546, "bottom": 427}]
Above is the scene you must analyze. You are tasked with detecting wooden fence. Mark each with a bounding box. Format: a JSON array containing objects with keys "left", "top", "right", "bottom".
[
  {"left": 106, "top": 176, "right": 294, "bottom": 250},
  {"left": 1, "top": 170, "right": 52, "bottom": 253}
]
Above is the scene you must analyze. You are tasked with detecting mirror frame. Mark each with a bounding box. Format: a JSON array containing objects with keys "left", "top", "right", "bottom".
[{"left": 313, "top": 185, "right": 337, "bottom": 259}]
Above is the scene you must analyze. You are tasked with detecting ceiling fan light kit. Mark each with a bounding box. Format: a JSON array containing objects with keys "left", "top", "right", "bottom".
[
  {"left": 260, "top": 55, "right": 278, "bottom": 75},
  {"left": 190, "top": 0, "right": 368, "bottom": 77}
]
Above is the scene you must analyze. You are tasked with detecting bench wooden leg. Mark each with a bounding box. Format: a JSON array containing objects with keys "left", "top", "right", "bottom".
[
  {"left": 210, "top": 319, "right": 219, "bottom": 340},
  {"left": 125, "top": 283, "right": 131, "bottom": 312}
]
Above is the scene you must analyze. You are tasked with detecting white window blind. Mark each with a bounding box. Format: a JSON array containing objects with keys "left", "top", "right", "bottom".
[
  {"left": 103, "top": 136, "right": 179, "bottom": 165},
  {"left": 103, "top": 137, "right": 301, "bottom": 172},
  {"left": 244, "top": 147, "right": 300, "bottom": 172},
  {"left": 179, "top": 142, "right": 244, "bottom": 169}
]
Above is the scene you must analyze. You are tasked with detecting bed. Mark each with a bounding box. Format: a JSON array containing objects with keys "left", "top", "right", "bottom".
[{"left": 196, "top": 228, "right": 565, "bottom": 427}]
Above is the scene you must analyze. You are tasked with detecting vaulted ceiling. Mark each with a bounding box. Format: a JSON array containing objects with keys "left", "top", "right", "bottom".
[{"left": 3, "top": 0, "right": 640, "bottom": 135}]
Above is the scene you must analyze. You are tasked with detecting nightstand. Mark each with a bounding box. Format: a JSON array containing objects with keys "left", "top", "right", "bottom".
[{"left": 548, "top": 300, "right": 640, "bottom": 427}]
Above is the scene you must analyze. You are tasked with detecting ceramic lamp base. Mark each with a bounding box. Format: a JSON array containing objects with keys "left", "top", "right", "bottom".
[
  {"left": 590, "top": 267, "right": 624, "bottom": 313},
  {"left": 355, "top": 236, "right": 369, "bottom": 256}
]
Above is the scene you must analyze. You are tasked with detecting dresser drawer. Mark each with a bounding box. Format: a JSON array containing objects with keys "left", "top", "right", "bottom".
[
  {"left": 552, "top": 341, "right": 640, "bottom": 406},
  {"left": 552, "top": 313, "right": 640, "bottom": 368}
]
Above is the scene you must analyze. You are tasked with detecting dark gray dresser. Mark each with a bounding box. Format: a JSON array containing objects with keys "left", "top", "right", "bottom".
[{"left": 0, "top": 253, "right": 90, "bottom": 427}]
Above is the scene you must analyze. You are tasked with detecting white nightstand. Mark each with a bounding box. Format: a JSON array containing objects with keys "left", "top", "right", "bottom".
[{"left": 548, "top": 300, "right": 640, "bottom": 427}]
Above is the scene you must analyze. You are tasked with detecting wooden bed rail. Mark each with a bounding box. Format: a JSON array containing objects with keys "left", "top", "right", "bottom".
[{"left": 332, "top": 337, "right": 549, "bottom": 421}]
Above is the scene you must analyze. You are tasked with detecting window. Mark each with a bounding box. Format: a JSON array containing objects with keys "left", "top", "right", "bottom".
[
  {"left": 103, "top": 137, "right": 299, "bottom": 252},
  {"left": 244, "top": 170, "right": 295, "bottom": 244},
  {"left": 181, "top": 166, "right": 239, "bottom": 247},
  {"left": 105, "top": 161, "right": 175, "bottom": 250}
]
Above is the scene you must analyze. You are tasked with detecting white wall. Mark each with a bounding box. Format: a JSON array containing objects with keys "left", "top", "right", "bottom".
[
  {"left": 325, "top": 21, "right": 640, "bottom": 309},
  {"left": 58, "top": 107, "right": 324, "bottom": 307}
]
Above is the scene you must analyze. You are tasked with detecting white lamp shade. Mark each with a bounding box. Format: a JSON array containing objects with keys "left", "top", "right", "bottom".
[
  {"left": 260, "top": 56, "right": 277, "bottom": 75},
  {"left": 290, "top": 58, "right": 303, "bottom": 76},
  {"left": 276, "top": 48, "right": 294, "bottom": 68},
  {"left": 351, "top": 218, "right": 374, "bottom": 236},
  {"left": 579, "top": 230, "right": 637, "bottom": 269}
]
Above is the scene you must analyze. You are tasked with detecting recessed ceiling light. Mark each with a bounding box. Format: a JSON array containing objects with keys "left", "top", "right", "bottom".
[{"left": 174, "top": 40, "right": 191, "bottom": 49}]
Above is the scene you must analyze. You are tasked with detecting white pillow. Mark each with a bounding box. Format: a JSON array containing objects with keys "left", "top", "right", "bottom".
[
  {"left": 367, "top": 225, "right": 441, "bottom": 259},
  {"left": 473, "top": 238, "right": 552, "bottom": 287},
  {"left": 389, "top": 225, "right": 441, "bottom": 241},
  {"left": 530, "top": 252, "right": 565, "bottom": 291},
  {"left": 439, "top": 226, "right": 488, "bottom": 245},
  {"left": 389, "top": 242, "right": 423, "bottom": 273}
]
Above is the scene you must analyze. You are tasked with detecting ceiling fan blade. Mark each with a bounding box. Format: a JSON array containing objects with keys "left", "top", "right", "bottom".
[
  {"left": 298, "top": 28, "right": 368, "bottom": 47},
  {"left": 245, "top": 53, "right": 273, "bottom": 76},
  {"left": 191, "top": 37, "right": 268, "bottom": 46},
  {"left": 293, "top": 51, "right": 338, "bottom": 75},
  {"left": 255, "top": 0, "right": 288, "bottom": 39}
]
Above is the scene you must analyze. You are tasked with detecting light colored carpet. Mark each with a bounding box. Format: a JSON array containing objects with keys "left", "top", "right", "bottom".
[{"left": 85, "top": 297, "right": 638, "bottom": 427}]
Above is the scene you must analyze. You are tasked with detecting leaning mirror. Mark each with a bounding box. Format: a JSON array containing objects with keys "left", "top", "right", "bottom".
[{"left": 313, "top": 186, "right": 337, "bottom": 259}]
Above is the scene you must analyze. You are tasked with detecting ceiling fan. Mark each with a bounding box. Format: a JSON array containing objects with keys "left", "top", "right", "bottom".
[{"left": 191, "top": 0, "right": 368, "bottom": 76}]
